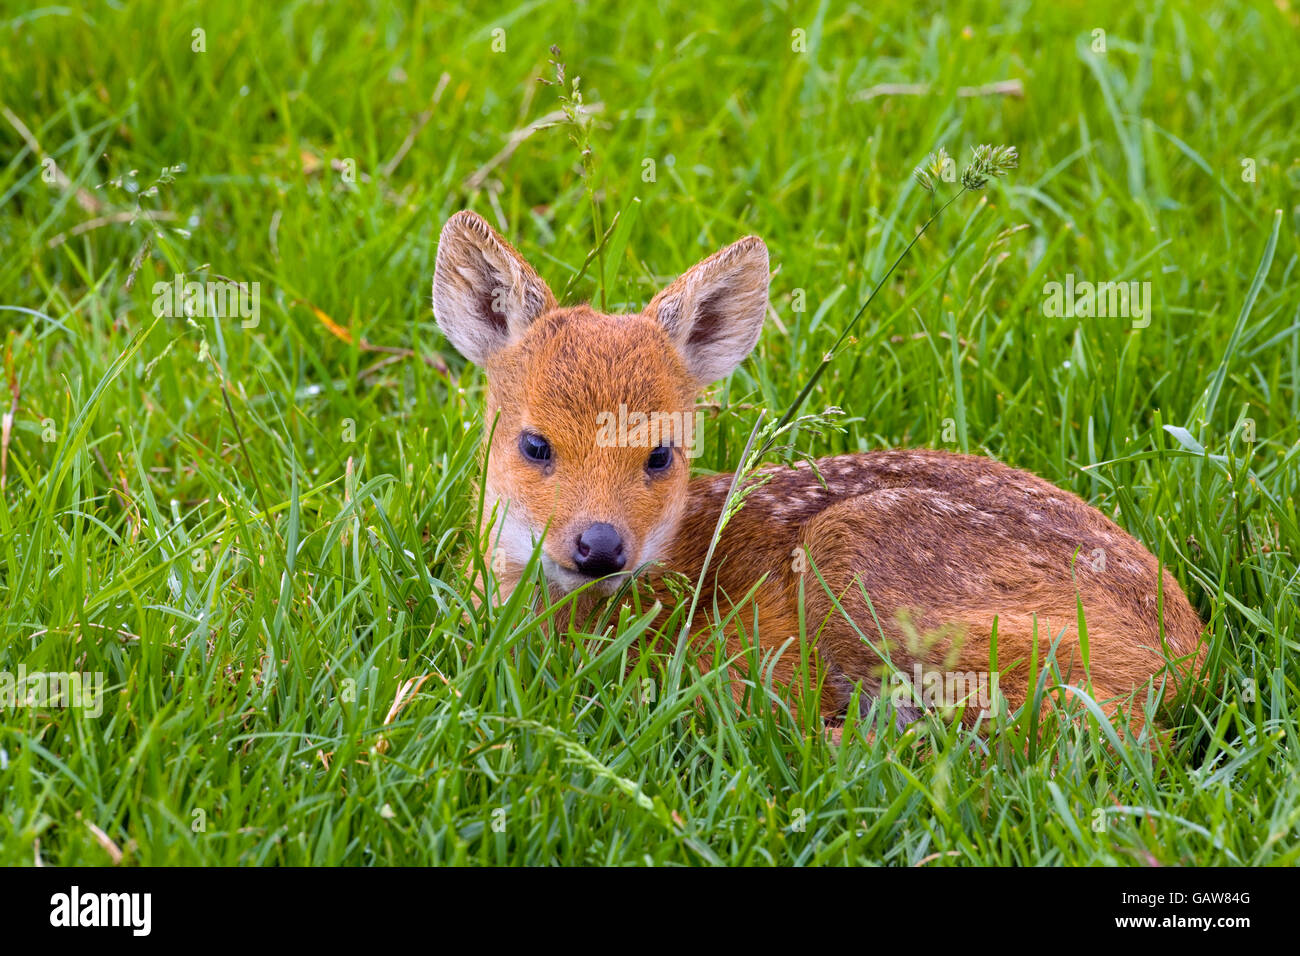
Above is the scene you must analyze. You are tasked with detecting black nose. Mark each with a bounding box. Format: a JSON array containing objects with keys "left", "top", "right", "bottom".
[{"left": 573, "top": 523, "right": 626, "bottom": 577}]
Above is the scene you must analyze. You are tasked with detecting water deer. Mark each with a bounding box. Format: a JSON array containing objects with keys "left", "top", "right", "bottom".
[{"left": 433, "top": 210, "right": 1206, "bottom": 741}]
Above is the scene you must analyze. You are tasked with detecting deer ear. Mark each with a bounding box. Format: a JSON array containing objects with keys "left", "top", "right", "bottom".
[
  {"left": 644, "top": 236, "right": 770, "bottom": 385},
  {"left": 433, "top": 211, "right": 556, "bottom": 364}
]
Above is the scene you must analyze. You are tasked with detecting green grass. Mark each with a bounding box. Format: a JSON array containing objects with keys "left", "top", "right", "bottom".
[{"left": 1, "top": 0, "right": 1297, "bottom": 865}]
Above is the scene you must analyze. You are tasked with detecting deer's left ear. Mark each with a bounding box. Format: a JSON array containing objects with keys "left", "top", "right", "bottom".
[{"left": 644, "top": 236, "right": 770, "bottom": 385}]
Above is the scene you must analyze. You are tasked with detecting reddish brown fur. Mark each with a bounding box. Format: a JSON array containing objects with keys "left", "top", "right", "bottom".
[
  {"left": 653, "top": 451, "right": 1206, "bottom": 736},
  {"left": 432, "top": 211, "right": 1207, "bottom": 741}
]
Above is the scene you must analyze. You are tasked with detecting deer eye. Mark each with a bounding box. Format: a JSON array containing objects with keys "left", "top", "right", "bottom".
[
  {"left": 646, "top": 445, "right": 673, "bottom": 473},
  {"left": 518, "top": 432, "right": 552, "bottom": 463}
]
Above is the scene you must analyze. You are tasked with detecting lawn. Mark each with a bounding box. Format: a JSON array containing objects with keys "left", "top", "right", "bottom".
[{"left": 1, "top": 0, "right": 1297, "bottom": 865}]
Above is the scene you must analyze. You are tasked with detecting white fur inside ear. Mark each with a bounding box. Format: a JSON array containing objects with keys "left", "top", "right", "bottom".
[
  {"left": 646, "top": 236, "right": 770, "bottom": 385},
  {"left": 432, "top": 211, "right": 555, "bottom": 365}
]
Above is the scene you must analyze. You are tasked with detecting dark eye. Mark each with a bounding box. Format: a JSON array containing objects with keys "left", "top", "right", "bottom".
[
  {"left": 518, "top": 432, "right": 552, "bottom": 463},
  {"left": 646, "top": 445, "right": 673, "bottom": 473}
]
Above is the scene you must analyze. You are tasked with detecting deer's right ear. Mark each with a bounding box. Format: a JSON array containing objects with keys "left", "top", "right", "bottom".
[{"left": 432, "top": 210, "right": 556, "bottom": 365}]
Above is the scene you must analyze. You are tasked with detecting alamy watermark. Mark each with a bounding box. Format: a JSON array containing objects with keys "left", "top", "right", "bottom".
[
  {"left": 1042, "top": 274, "right": 1151, "bottom": 328},
  {"left": 152, "top": 275, "right": 260, "bottom": 327},
  {"left": 1, "top": 666, "right": 104, "bottom": 718},
  {"left": 594, "top": 403, "right": 703, "bottom": 458},
  {"left": 885, "top": 664, "right": 1001, "bottom": 718},
  {"left": 50, "top": 886, "right": 150, "bottom": 935}
]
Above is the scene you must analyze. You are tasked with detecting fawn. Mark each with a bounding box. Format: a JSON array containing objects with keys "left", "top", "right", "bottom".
[{"left": 433, "top": 210, "right": 1206, "bottom": 739}]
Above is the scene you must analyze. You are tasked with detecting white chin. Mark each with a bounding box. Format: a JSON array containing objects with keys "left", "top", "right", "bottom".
[{"left": 541, "top": 556, "right": 631, "bottom": 595}]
